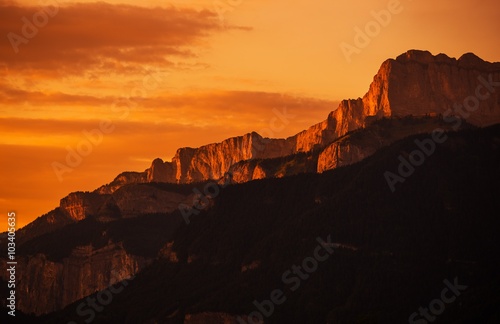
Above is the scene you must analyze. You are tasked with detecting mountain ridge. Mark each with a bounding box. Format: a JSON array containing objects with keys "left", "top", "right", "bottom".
[
  {"left": 96, "top": 49, "right": 500, "bottom": 193},
  {"left": 10, "top": 123, "right": 500, "bottom": 322},
  {"left": 3, "top": 49, "right": 500, "bottom": 317}
]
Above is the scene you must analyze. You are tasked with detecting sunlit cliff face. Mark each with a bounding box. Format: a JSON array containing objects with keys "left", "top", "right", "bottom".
[{"left": 1, "top": 0, "right": 500, "bottom": 228}]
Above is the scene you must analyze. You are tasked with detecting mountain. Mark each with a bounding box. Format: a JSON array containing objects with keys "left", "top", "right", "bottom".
[
  {"left": 97, "top": 49, "right": 500, "bottom": 191},
  {"left": 23, "top": 124, "right": 500, "bottom": 323},
  {"left": 1, "top": 50, "right": 500, "bottom": 320}
]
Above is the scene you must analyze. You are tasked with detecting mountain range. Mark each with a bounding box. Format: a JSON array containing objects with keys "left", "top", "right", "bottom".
[{"left": 1, "top": 49, "right": 500, "bottom": 323}]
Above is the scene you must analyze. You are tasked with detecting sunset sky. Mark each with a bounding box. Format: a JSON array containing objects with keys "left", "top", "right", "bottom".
[{"left": 1, "top": 0, "right": 499, "bottom": 228}]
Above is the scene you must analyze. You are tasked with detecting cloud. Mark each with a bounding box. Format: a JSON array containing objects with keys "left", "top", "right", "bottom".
[
  {"left": 0, "top": 88, "right": 338, "bottom": 136},
  {"left": 140, "top": 91, "right": 338, "bottom": 131},
  {"left": 0, "top": 83, "right": 109, "bottom": 106},
  {"left": 0, "top": 2, "right": 234, "bottom": 77},
  {"left": 0, "top": 117, "right": 191, "bottom": 136}
]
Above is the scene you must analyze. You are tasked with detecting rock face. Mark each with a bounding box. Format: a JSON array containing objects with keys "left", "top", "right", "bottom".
[
  {"left": 171, "top": 132, "right": 293, "bottom": 183},
  {"left": 292, "top": 114, "right": 339, "bottom": 152},
  {"left": 316, "top": 116, "right": 467, "bottom": 173},
  {"left": 60, "top": 192, "right": 110, "bottom": 221},
  {"left": 96, "top": 171, "right": 147, "bottom": 194},
  {"left": 147, "top": 158, "right": 175, "bottom": 182},
  {"left": 228, "top": 152, "right": 318, "bottom": 183},
  {"left": 95, "top": 50, "right": 500, "bottom": 192},
  {"left": 112, "top": 184, "right": 190, "bottom": 218},
  {"left": 0, "top": 243, "right": 144, "bottom": 315},
  {"left": 5, "top": 182, "right": 192, "bottom": 314},
  {"left": 68, "top": 185, "right": 192, "bottom": 222},
  {"left": 331, "top": 50, "right": 500, "bottom": 139},
  {"left": 317, "top": 139, "right": 374, "bottom": 173},
  {"left": 382, "top": 51, "right": 500, "bottom": 126}
]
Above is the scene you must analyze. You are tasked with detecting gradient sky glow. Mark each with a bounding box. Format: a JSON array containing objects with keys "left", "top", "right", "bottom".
[{"left": 1, "top": 0, "right": 499, "bottom": 228}]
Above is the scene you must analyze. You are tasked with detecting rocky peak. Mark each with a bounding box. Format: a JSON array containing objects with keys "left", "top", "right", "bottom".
[
  {"left": 458, "top": 52, "right": 497, "bottom": 70},
  {"left": 395, "top": 49, "right": 436, "bottom": 64},
  {"left": 147, "top": 158, "right": 175, "bottom": 183}
]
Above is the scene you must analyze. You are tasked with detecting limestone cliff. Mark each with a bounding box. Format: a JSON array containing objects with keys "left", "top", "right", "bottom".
[
  {"left": 97, "top": 50, "right": 500, "bottom": 190},
  {"left": 381, "top": 51, "right": 500, "bottom": 125},
  {"left": 316, "top": 116, "right": 468, "bottom": 173},
  {"left": 3, "top": 183, "right": 191, "bottom": 315},
  {"left": 0, "top": 242, "right": 145, "bottom": 315},
  {"left": 171, "top": 132, "right": 294, "bottom": 183},
  {"left": 96, "top": 171, "right": 147, "bottom": 194},
  {"left": 60, "top": 192, "right": 110, "bottom": 221},
  {"left": 331, "top": 50, "right": 500, "bottom": 138}
]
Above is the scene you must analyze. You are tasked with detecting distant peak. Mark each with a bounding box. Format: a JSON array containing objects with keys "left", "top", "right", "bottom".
[
  {"left": 459, "top": 52, "right": 483, "bottom": 62},
  {"left": 393, "top": 50, "right": 496, "bottom": 69},
  {"left": 457, "top": 52, "right": 489, "bottom": 69},
  {"left": 152, "top": 158, "right": 164, "bottom": 164},
  {"left": 395, "top": 50, "right": 434, "bottom": 63}
]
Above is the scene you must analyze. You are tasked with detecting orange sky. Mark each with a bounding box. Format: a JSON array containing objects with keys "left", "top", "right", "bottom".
[{"left": 1, "top": 0, "right": 500, "bottom": 229}]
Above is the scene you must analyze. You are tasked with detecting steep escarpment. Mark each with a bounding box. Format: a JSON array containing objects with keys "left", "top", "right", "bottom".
[
  {"left": 3, "top": 201, "right": 188, "bottom": 315},
  {"left": 12, "top": 52, "right": 498, "bottom": 239},
  {"left": 316, "top": 116, "right": 472, "bottom": 173},
  {"left": 290, "top": 113, "right": 339, "bottom": 152},
  {"left": 171, "top": 132, "right": 294, "bottom": 183},
  {"left": 0, "top": 243, "right": 143, "bottom": 315},
  {"left": 95, "top": 50, "right": 500, "bottom": 192},
  {"left": 59, "top": 186, "right": 191, "bottom": 223},
  {"left": 227, "top": 116, "right": 472, "bottom": 177},
  {"left": 228, "top": 151, "right": 318, "bottom": 183},
  {"left": 382, "top": 51, "right": 500, "bottom": 125},
  {"left": 333, "top": 50, "right": 500, "bottom": 137},
  {"left": 29, "top": 184, "right": 194, "bottom": 234},
  {"left": 96, "top": 171, "right": 147, "bottom": 194},
  {"left": 60, "top": 192, "right": 111, "bottom": 221}
]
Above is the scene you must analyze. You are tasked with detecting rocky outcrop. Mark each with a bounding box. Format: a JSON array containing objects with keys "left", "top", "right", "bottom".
[
  {"left": 382, "top": 51, "right": 500, "bottom": 125},
  {"left": 112, "top": 184, "right": 191, "bottom": 218},
  {"left": 16, "top": 183, "right": 193, "bottom": 248},
  {"left": 59, "top": 184, "right": 192, "bottom": 221},
  {"left": 318, "top": 140, "right": 375, "bottom": 173},
  {"left": 158, "top": 241, "right": 179, "bottom": 262},
  {"left": 60, "top": 192, "right": 110, "bottom": 221},
  {"left": 228, "top": 160, "right": 268, "bottom": 183},
  {"left": 317, "top": 116, "right": 470, "bottom": 173},
  {"left": 291, "top": 113, "right": 339, "bottom": 152},
  {"left": 6, "top": 181, "right": 188, "bottom": 316},
  {"left": 331, "top": 50, "right": 500, "bottom": 138},
  {"left": 228, "top": 152, "right": 318, "bottom": 183},
  {"left": 170, "top": 132, "right": 294, "bottom": 183},
  {"left": 147, "top": 158, "right": 176, "bottom": 182},
  {"left": 0, "top": 242, "right": 145, "bottom": 315},
  {"left": 96, "top": 171, "right": 147, "bottom": 194}
]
